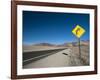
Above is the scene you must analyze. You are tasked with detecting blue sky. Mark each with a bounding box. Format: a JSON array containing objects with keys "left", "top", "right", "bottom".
[{"left": 23, "top": 11, "right": 90, "bottom": 45}]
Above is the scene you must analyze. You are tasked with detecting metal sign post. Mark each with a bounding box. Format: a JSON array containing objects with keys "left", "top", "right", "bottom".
[{"left": 78, "top": 38, "right": 81, "bottom": 58}]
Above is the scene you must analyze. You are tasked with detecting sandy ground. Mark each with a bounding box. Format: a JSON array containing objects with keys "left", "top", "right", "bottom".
[
  {"left": 71, "top": 46, "right": 89, "bottom": 65},
  {"left": 23, "top": 45, "right": 89, "bottom": 69},
  {"left": 23, "top": 45, "right": 66, "bottom": 52}
]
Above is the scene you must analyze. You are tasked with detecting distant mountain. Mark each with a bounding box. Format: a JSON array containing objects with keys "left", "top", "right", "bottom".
[
  {"left": 23, "top": 40, "right": 89, "bottom": 47},
  {"left": 33, "top": 43, "right": 56, "bottom": 46},
  {"left": 57, "top": 43, "right": 73, "bottom": 47},
  {"left": 70, "top": 40, "right": 89, "bottom": 46},
  {"left": 57, "top": 40, "right": 89, "bottom": 47}
]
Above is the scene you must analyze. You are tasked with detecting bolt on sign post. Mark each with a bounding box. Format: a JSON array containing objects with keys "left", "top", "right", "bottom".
[{"left": 72, "top": 25, "right": 85, "bottom": 58}]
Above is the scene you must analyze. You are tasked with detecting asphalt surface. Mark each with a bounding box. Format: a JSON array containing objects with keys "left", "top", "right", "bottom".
[{"left": 23, "top": 48, "right": 67, "bottom": 66}]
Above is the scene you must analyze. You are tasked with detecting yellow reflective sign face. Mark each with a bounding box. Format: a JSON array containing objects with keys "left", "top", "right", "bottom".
[{"left": 72, "top": 25, "right": 85, "bottom": 38}]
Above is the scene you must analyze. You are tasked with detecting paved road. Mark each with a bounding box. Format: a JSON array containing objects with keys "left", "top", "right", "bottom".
[
  {"left": 23, "top": 48, "right": 73, "bottom": 68},
  {"left": 23, "top": 48, "right": 67, "bottom": 65}
]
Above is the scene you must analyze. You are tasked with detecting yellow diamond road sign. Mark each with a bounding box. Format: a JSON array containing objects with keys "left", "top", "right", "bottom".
[{"left": 72, "top": 25, "right": 85, "bottom": 38}]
